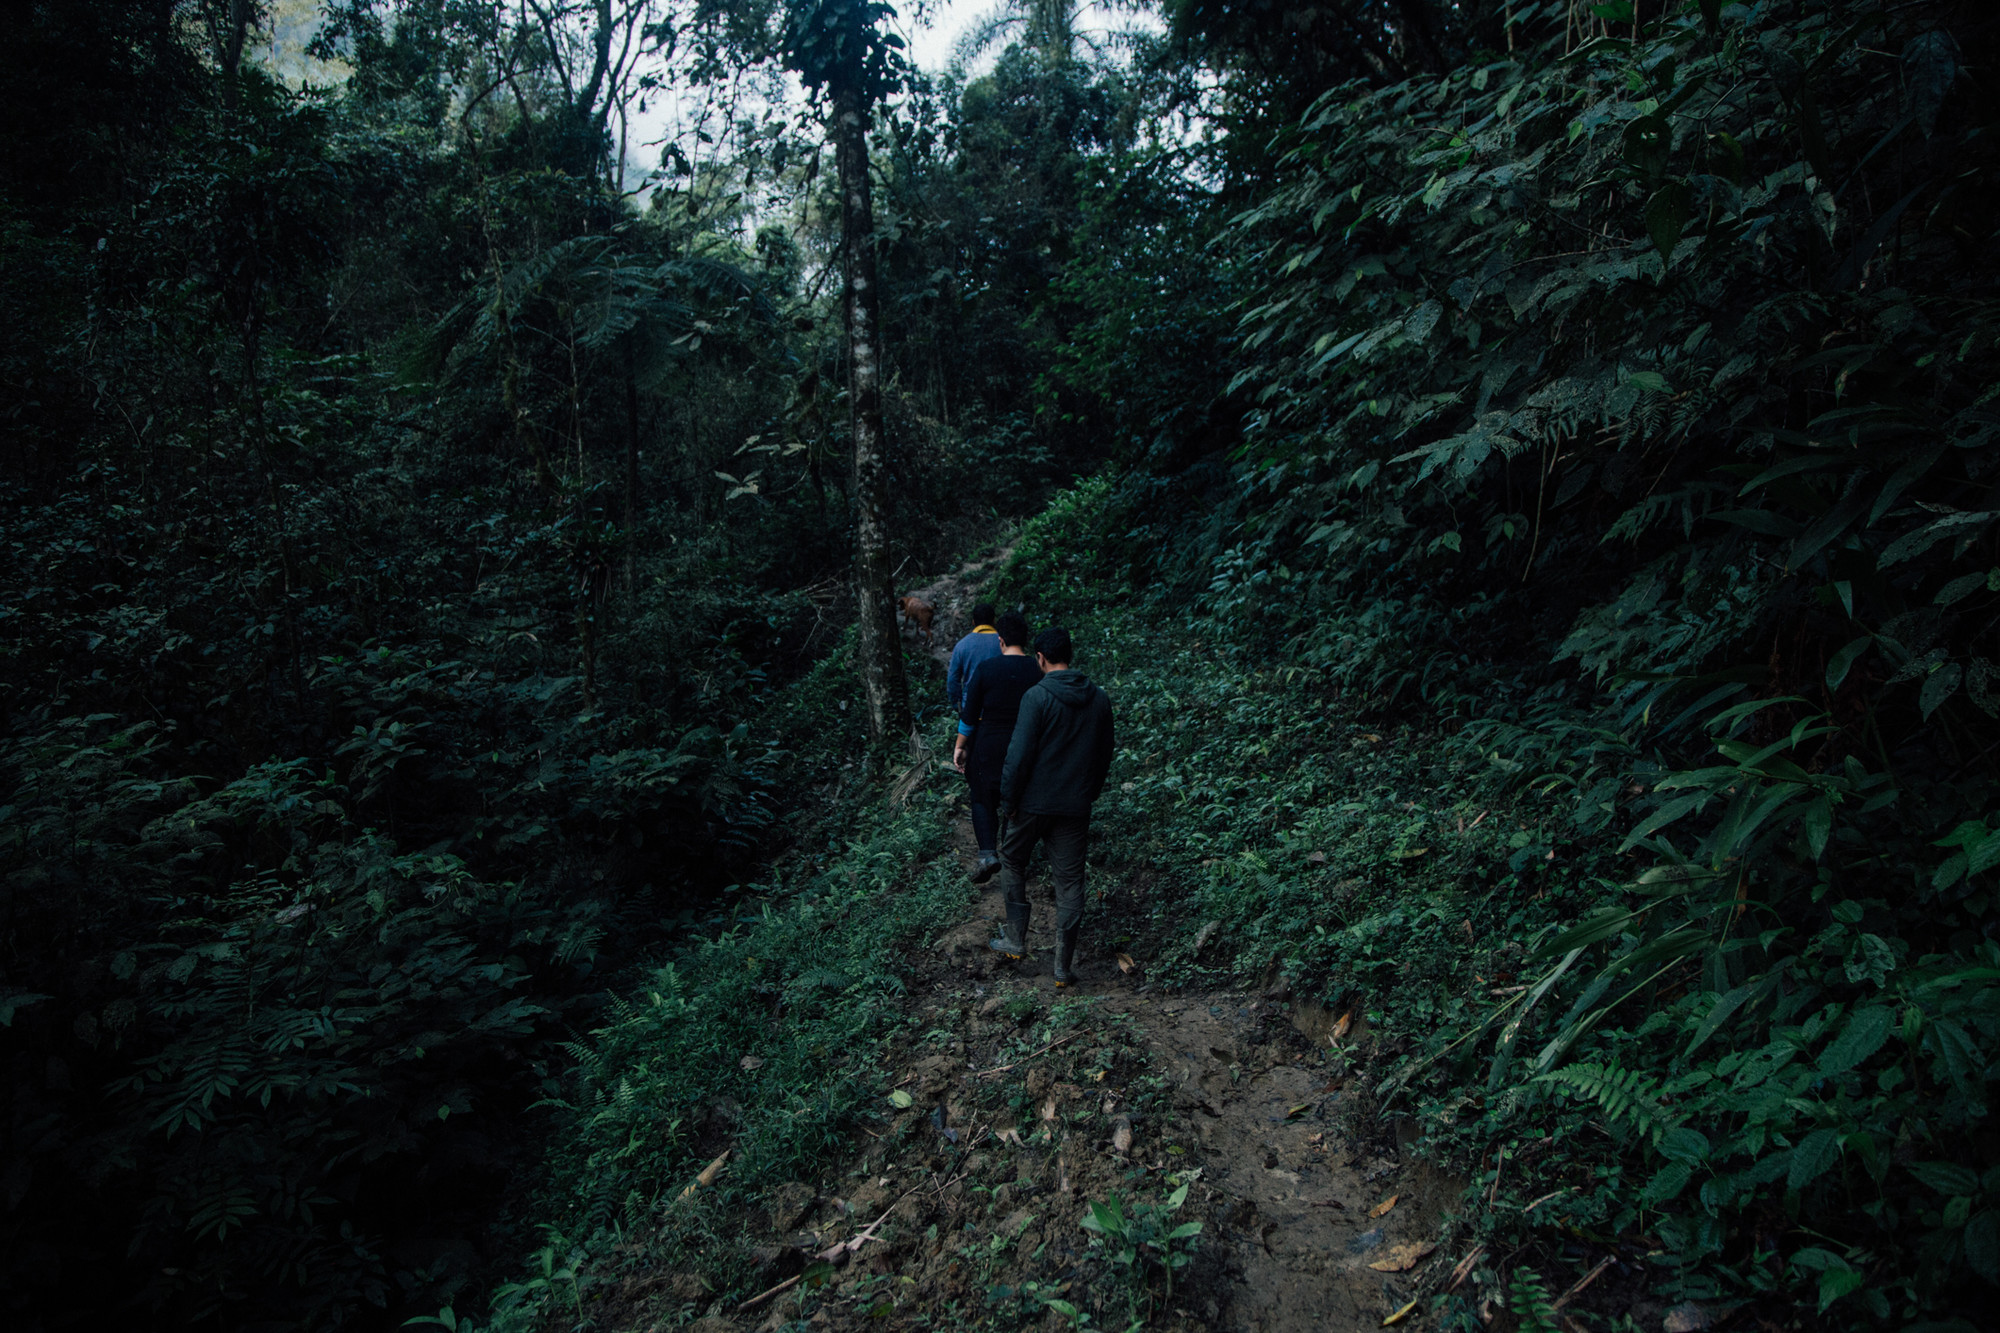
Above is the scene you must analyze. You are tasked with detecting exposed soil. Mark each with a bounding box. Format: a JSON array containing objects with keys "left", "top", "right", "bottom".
[
  {"left": 900, "top": 546, "right": 1017, "bottom": 669},
  {"left": 593, "top": 808, "right": 1467, "bottom": 1333}
]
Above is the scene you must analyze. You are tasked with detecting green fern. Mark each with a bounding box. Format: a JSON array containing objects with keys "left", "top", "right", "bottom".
[
  {"left": 1536, "top": 1060, "right": 1682, "bottom": 1146},
  {"left": 1508, "top": 1268, "right": 1561, "bottom": 1333}
]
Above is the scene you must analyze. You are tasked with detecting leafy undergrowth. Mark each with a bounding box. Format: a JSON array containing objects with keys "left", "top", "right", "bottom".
[
  {"left": 1000, "top": 468, "right": 2000, "bottom": 1329},
  {"left": 480, "top": 480, "right": 1995, "bottom": 1333}
]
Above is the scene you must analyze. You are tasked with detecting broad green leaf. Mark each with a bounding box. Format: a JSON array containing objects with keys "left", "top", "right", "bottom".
[
  {"left": 1826, "top": 636, "right": 1871, "bottom": 689},
  {"left": 1624, "top": 114, "right": 1671, "bottom": 178},
  {"left": 1788, "top": 1128, "right": 1842, "bottom": 1190},
  {"left": 1907, "top": 1161, "right": 1981, "bottom": 1197},
  {"left": 0, "top": 992, "right": 51, "bottom": 1027},
  {"left": 1530, "top": 907, "right": 1638, "bottom": 961},
  {"left": 1817, "top": 1007, "right": 1893, "bottom": 1076},
  {"left": 1965, "top": 1210, "right": 2000, "bottom": 1282},
  {"left": 1801, "top": 793, "right": 1833, "bottom": 859},
  {"left": 1817, "top": 1267, "right": 1866, "bottom": 1312},
  {"left": 1641, "top": 1161, "right": 1690, "bottom": 1205},
  {"left": 1619, "top": 792, "right": 1709, "bottom": 850},
  {"left": 1936, "top": 571, "right": 1988, "bottom": 605},
  {"left": 1686, "top": 970, "right": 1786, "bottom": 1059},
  {"left": 1921, "top": 662, "right": 1962, "bottom": 719},
  {"left": 1660, "top": 1126, "right": 1711, "bottom": 1166},
  {"left": 1644, "top": 181, "right": 1692, "bottom": 262}
]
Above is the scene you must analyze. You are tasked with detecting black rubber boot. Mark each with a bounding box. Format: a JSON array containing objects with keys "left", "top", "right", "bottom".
[
  {"left": 969, "top": 853, "right": 1002, "bottom": 885},
  {"left": 1052, "top": 925, "right": 1079, "bottom": 986},
  {"left": 989, "top": 902, "right": 1030, "bottom": 959}
]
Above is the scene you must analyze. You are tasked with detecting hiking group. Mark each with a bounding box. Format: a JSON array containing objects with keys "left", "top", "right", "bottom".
[{"left": 944, "top": 604, "right": 1115, "bottom": 987}]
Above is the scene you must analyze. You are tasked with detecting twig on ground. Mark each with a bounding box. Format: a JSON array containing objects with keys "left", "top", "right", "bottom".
[
  {"left": 970, "top": 1031, "right": 1082, "bottom": 1078},
  {"left": 1552, "top": 1256, "right": 1615, "bottom": 1309},
  {"left": 810, "top": 1181, "right": 925, "bottom": 1267},
  {"left": 1448, "top": 1245, "right": 1486, "bottom": 1291},
  {"left": 737, "top": 1271, "right": 806, "bottom": 1312}
]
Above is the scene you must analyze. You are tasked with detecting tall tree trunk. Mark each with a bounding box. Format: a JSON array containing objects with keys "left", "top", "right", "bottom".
[
  {"left": 834, "top": 84, "right": 910, "bottom": 744},
  {"left": 623, "top": 335, "right": 640, "bottom": 593},
  {"left": 213, "top": 0, "right": 252, "bottom": 77}
]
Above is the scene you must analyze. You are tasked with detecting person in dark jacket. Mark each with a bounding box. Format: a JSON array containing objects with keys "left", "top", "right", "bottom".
[
  {"left": 945, "top": 602, "right": 1003, "bottom": 713},
  {"left": 953, "top": 611, "right": 1040, "bottom": 880},
  {"left": 990, "top": 626, "right": 1115, "bottom": 985}
]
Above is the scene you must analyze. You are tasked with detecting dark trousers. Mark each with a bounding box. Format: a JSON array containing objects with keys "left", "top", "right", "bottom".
[
  {"left": 968, "top": 787, "right": 998, "bottom": 852},
  {"left": 966, "top": 737, "right": 1006, "bottom": 853},
  {"left": 999, "top": 811, "right": 1089, "bottom": 934}
]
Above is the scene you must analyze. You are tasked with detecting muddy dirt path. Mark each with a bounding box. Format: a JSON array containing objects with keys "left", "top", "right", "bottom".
[
  {"left": 929, "top": 820, "right": 1457, "bottom": 1332},
  {"left": 612, "top": 555, "right": 1461, "bottom": 1333},
  {"left": 899, "top": 545, "right": 1016, "bottom": 670},
  {"left": 881, "top": 545, "right": 1459, "bottom": 1329}
]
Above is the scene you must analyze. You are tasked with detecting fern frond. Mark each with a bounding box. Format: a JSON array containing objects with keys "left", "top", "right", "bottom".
[
  {"left": 1536, "top": 1060, "right": 1682, "bottom": 1146},
  {"left": 1508, "top": 1268, "right": 1561, "bottom": 1333}
]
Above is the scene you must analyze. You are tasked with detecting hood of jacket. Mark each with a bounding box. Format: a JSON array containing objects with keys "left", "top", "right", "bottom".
[{"left": 1036, "top": 669, "right": 1097, "bottom": 708}]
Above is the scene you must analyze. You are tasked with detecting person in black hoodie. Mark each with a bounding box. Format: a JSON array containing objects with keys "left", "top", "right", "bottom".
[
  {"left": 990, "top": 626, "right": 1115, "bottom": 985},
  {"left": 953, "top": 610, "right": 1041, "bottom": 880}
]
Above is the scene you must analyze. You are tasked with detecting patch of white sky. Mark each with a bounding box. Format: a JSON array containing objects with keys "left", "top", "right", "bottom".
[
  {"left": 616, "top": 1, "right": 1164, "bottom": 200},
  {"left": 254, "top": 1, "right": 1172, "bottom": 207}
]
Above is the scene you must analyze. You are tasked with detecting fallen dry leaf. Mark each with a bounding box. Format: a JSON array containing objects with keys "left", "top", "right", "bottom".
[
  {"left": 1111, "top": 1116, "right": 1133, "bottom": 1154},
  {"left": 1306, "top": 850, "right": 1328, "bottom": 863},
  {"left": 1115, "top": 952, "right": 1136, "bottom": 974},
  {"left": 678, "top": 1149, "right": 731, "bottom": 1199},
  {"left": 1040, "top": 1095, "right": 1058, "bottom": 1122},
  {"left": 996, "top": 1127, "right": 1024, "bottom": 1146},
  {"left": 1368, "top": 1241, "right": 1437, "bottom": 1273},
  {"left": 1368, "top": 1193, "right": 1399, "bottom": 1218},
  {"left": 1285, "top": 1102, "right": 1314, "bottom": 1119},
  {"left": 1331, "top": 1011, "right": 1353, "bottom": 1041},
  {"left": 1381, "top": 1298, "right": 1419, "bottom": 1326},
  {"left": 739, "top": 1055, "right": 764, "bottom": 1071}
]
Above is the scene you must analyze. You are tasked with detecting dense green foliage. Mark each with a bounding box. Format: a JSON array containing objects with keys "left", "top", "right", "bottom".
[
  {"left": 7, "top": 0, "right": 2000, "bottom": 1329},
  {"left": 0, "top": 1, "right": 1131, "bottom": 1327},
  {"left": 1026, "top": 0, "right": 2000, "bottom": 1326}
]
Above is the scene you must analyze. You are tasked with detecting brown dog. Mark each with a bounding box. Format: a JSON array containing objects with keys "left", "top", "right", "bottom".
[{"left": 899, "top": 595, "right": 935, "bottom": 644}]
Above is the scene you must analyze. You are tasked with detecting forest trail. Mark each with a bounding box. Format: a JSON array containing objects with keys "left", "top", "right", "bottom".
[
  {"left": 675, "top": 806, "right": 1460, "bottom": 1333},
  {"left": 872, "top": 546, "right": 1459, "bottom": 1329},
  {"left": 929, "top": 819, "right": 1464, "bottom": 1332},
  {"left": 899, "top": 543, "right": 1018, "bottom": 670}
]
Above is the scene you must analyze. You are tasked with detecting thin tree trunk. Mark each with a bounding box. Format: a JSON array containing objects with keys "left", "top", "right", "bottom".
[
  {"left": 213, "top": 0, "right": 252, "bottom": 77},
  {"left": 834, "top": 84, "right": 910, "bottom": 744},
  {"left": 623, "top": 336, "right": 640, "bottom": 593}
]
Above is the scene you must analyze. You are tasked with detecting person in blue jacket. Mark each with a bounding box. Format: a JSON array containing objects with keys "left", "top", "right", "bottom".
[
  {"left": 953, "top": 611, "right": 1040, "bottom": 880},
  {"left": 945, "top": 602, "right": 1002, "bottom": 713}
]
